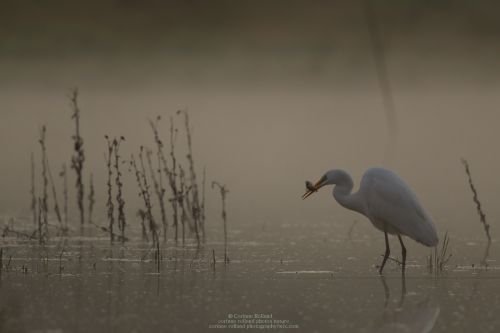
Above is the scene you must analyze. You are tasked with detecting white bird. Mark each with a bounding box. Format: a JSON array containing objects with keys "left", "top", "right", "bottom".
[{"left": 302, "top": 167, "right": 438, "bottom": 274}]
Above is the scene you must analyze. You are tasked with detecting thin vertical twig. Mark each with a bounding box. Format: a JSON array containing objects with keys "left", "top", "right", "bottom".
[
  {"left": 178, "top": 110, "right": 203, "bottom": 243},
  {"left": 88, "top": 173, "right": 95, "bottom": 225},
  {"left": 146, "top": 119, "right": 169, "bottom": 243},
  {"left": 104, "top": 136, "right": 115, "bottom": 243},
  {"left": 212, "top": 181, "right": 229, "bottom": 264},
  {"left": 69, "top": 88, "right": 85, "bottom": 229},
  {"left": 461, "top": 158, "right": 491, "bottom": 266},
  {"left": 168, "top": 116, "right": 180, "bottom": 244},
  {"left": 178, "top": 166, "right": 188, "bottom": 245},
  {"left": 46, "top": 152, "right": 63, "bottom": 230},
  {"left": 131, "top": 149, "right": 158, "bottom": 245},
  {"left": 60, "top": 164, "right": 69, "bottom": 229},
  {"left": 39, "top": 126, "right": 49, "bottom": 241},
  {"left": 114, "top": 137, "right": 126, "bottom": 242},
  {"left": 201, "top": 167, "right": 207, "bottom": 241},
  {"left": 137, "top": 209, "right": 149, "bottom": 242},
  {"left": 37, "top": 197, "right": 43, "bottom": 244},
  {"left": 461, "top": 158, "right": 491, "bottom": 242},
  {"left": 156, "top": 242, "right": 161, "bottom": 273},
  {"left": 30, "top": 153, "right": 37, "bottom": 227}
]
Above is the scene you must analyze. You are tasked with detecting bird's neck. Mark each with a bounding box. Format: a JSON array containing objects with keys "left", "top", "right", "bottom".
[{"left": 333, "top": 179, "right": 364, "bottom": 214}]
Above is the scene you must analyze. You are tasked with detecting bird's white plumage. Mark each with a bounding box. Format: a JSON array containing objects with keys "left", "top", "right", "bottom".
[{"left": 358, "top": 168, "right": 438, "bottom": 246}]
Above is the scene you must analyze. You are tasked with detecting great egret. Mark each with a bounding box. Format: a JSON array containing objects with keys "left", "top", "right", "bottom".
[{"left": 302, "top": 168, "right": 438, "bottom": 274}]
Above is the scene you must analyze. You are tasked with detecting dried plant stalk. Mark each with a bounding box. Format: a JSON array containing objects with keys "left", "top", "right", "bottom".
[
  {"left": 131, "top": 149, "right": 158, "bottom": 245},
  {"left": 178, "top": 110, "right": 203, "bottom": 242},
  {"left": 88, "top": 173, "right": 95, "bottom": 225},
  {"left": 146, "top": 149, "right": 168, "bottom": 242},
  {"left": 137, "top": 209, "right": 149, "bottom": 242},
  {"left": 104, "top": 136, "right": 115, "bottom": 243},
  {"left": 113, "top": 137, "right": 126, "bottom": 242},
  {"left": 168, "top": 116, "right": 180, "bottom": 243},
  {"left": 178, "top": 166, "right": 188, "bottom": 245},
  {"left": 200, "top": 167, "right": 206, "bottom": 239},
  {"left": 69, "top": 88, "right": 85, "bottom": 229},
  {"left": 148, "top": 117, "right": 169, "bottom": 242},
  {"left": 212, "top": 181, "right": 229, "bottom": 263},
  {"left": 30, "top": 152, "right": 37, "bottom": 227},
  {"left": 37, "top": 197, "right": 43, "bottom": 244},
  {"left": 39, "top": 126, "right": 49, "bottom": 240},
  {"left": 60, "top": 164, "right": 69, "bottom": 228},
  {"left": 46, "top": 148, "right": 63, "bottom": 229},
  {"left": 461, "top": 158, "right": 491, "bottom": 242}
]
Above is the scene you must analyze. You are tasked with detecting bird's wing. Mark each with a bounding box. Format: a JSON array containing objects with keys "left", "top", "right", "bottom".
[{"left": 364, "top": 170, "right": 438, "bottom": 246}]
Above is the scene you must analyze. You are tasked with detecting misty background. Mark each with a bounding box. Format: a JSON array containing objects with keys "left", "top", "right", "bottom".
[{"left": 1, "top": 0, "right": 500, "bottom": 239}]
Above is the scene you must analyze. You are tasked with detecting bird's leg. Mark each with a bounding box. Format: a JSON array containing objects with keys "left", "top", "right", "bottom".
[
  {"left": 397, "top": 234, "right": 407, "bottom": 275},
  {"left": 379, "top": 275, "right": 390, "bottom": 308},
  {"left": 379, "top": 231, "right": 390, "bottom": 274},
  {"left": 398, "top": 271, "right": 407, "bottom": 308}
]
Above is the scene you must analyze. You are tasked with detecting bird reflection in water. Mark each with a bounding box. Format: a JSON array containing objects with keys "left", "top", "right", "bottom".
[{"left": 374, "top": 275, "right": 440, "bottom": 333}]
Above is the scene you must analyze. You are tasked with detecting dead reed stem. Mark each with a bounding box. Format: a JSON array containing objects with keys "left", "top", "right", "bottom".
[
  {"left": 137, "top": 209, "right": 149, "bottom": 242},
  {"left": 146, "top": 130, "right": 168, "bottom": 243},
  {"left": 150, "top": 116, "right": 178, "bottom": 243},
  {"left": 45, "top": 148, "right": 63, "bottom": 231},
  {"left": 461, "top": 158, "right": 491, "bottom": 242},
  {"left": 156, "top": 242, "right": 161, "bottom": 273},
  {"left": 178, "top": 110, "right": 203, "bottom": 243},
  {"left": 178, "top": 166, "right": 187, "bottom": 245},
  {"left": 212, "top": 181, "right": 229, "bottom": 263},
  {"left": 39, "top": 126, "right": 49, "bottom": 241},
  {"left": 131, "top": 149, "right": 158, "bottom": 245},
  {"left": 69, "top": 88, "right": 85, "bottom": 229},
  {"left": 88, "top": 173, "right": 95, "bottom": 225},
  {"left": 201, "top": 167, "right": 206, "bottom": 240},
  {"left": 168, "top": 116, "right": 180, "bottom": 244},
  {"left": 60, "top": 164, "right": 69, "bottom": 228},
  {"left": 113, "top": 137, "right": 126, "bottom": 242},
  {"left": 37, "top": 197, "right": 43, "bottom": 244},
  {"left": 30, "top": 152, "right": 37, "bottom": 227},
  {"left": 104, "top": 136, "right": 115, "bottom": 243}
]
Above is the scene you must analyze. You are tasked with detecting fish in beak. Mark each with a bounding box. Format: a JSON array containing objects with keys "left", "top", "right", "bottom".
[{"left": 302, "top": 176, "right": 327, "bottom": 199}]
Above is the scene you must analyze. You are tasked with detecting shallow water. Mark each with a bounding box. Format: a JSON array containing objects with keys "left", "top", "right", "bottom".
[{"left": 0, "top": 221, "right": 498, "bottom": 333}]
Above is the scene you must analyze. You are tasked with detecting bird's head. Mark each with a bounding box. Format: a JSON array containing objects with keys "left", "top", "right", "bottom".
[{"left": 302, "top": 169, "right": 341, "bottom": 199}]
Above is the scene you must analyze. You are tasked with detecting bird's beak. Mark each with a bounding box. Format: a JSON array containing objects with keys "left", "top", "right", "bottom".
[{"left": 302, "top": 176, "right": 327, "bottom": 200}]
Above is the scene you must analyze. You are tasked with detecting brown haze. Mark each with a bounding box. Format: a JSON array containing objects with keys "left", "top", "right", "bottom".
[{"left": 1, "top": 0, "right": 500, "bottom": 238}]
